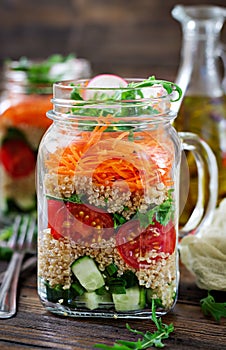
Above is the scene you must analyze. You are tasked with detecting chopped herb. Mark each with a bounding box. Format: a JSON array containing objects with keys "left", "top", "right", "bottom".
[
  {"left": 66, "top": 193, "right": 82, "bottom": 204},
  {"left": 105, "top": 263, "right": 119, "bottom": 277},
  {"left": 113, "top": 212, "right": 127, "bottom": 228},
  {"left": 122, "top": 270, "right": 138, "bottom": 288},
  {"left": 107, "top": 277, "right": 127, "bottom": 294},
  {"left": 94, "top": 300, "right": 174, "bottom": 349},
  {"left": 201, "top": 291, "right": 226, "bottom": 322}
]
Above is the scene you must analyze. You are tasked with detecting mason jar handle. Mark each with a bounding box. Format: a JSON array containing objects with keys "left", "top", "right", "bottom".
[
  {"left": 219, "top": 43, "right": 226, "bottom": 93},
  {"left": 178, "top": 132, "right": 218, "bottom": 238}
]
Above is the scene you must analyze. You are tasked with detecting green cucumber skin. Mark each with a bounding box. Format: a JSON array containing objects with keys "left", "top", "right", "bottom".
[
  {"left": 77, "top": 291, "right": 112, "bottom": 310},
  {"left": 45, "top": 256, "right": 166, "bottom": 312},
  {"left": 71, "top": 256, "right": 105, "bottom": 292},
  {"left": 112, "top": 286, "right": 146, "bottom": 312}
]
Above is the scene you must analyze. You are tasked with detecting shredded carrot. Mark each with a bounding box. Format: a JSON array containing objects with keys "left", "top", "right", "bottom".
[{"left": 45, "top": 124, "right": 174, "bottom": 192}]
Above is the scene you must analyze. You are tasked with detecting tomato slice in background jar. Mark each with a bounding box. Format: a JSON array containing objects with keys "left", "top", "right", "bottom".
[
  {"left": 116, "top": 219, "right": 176, "bottom": 269},
  {"left": 0, "top": 139, "right": 36, "bottom": 179},
  {"left": 47, "top": 199, "right": 114, "bottom": 242}
]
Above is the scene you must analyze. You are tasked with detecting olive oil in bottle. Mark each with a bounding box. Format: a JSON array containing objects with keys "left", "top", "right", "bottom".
[{"left": 172, "top": 5, "right": 226, "bottom": 224}]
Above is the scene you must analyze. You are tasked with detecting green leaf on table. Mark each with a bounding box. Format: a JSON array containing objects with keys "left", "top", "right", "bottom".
[
  {"left": 200, "top": 291, "right": 226, "bottom": 322},
  {"left": 94, "top": 300, "right": 174, "bottom": 349}
]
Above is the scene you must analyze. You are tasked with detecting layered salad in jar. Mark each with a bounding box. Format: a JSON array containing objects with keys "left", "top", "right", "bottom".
[
  {"left": 0, "top": 54, "right": 91, "bottom": 217},
  {"left": 38, "top": 74, "right": 182, "bottom": 317}
]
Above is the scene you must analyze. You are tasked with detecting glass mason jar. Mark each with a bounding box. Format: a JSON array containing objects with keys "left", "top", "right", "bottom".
[
  {"left": 171, "top": 5, "right": 226, "bottom": 225},
  {"left": 0, "top": 57, "right": 91, "bottom": 221},
  {"left": 37, "top": 78, "right": 217, "bottom": 318}
]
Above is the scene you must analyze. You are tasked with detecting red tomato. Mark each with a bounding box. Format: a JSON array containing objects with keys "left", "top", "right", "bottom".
[
  {"left": 47, "top": 199, "right": 114, "bottom": 242},
  {"left": 116, "top": 219, "right": 176, "bottom": 269},
  {"left": 0, "top": 139, "right": 36, "bottom": 179}
]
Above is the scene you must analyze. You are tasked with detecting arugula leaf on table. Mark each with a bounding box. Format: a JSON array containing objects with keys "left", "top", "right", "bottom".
[
  {"left": 200, "top": 291, "right": 226, "bottom": 322},
  {"left": 94, "top": 300, "right": 174, "bottom": 349}
]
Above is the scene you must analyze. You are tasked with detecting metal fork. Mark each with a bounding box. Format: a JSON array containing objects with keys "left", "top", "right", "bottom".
[{"left": 0, "top": 215, "right": 36, "bottom": 318}]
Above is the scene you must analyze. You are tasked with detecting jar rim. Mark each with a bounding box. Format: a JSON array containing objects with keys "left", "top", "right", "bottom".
[
  {"left": 53, "top": 78, "right": 170, "bottom": 97},
  {"left": 48, "top": 78, "right": 178, "bottom": 123}
]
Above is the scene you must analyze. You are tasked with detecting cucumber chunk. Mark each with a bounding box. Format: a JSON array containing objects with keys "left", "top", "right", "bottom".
[
  {"left": 77, "top": 291, "right": 112, "bottom": 310},
  {"left": 71, "top": 256, "right": 105, "bottom": 292},
  {"left": 112, "top": 286, "right": 146, "bottom": 311}
]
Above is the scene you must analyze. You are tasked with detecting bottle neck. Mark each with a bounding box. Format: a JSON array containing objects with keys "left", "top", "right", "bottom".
[{"left": 176, "top": 26, "right": 224, "bottom": 97}]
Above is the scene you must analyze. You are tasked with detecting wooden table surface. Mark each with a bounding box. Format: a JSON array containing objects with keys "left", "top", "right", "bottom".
[{"left": 0, "top": 258, "right": 225, "bottom": 350}]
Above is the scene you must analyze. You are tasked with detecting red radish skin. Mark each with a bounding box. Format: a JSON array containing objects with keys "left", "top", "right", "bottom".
[{"left": 84, "top": 74, "right": 128, "bottom": 100}]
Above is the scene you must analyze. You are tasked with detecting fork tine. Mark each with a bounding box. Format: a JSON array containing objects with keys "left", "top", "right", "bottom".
[
  {"left": 8, "top": 215, "right": 22, "bottom": 248},
  {"left": 26, "top": 217, "right": 36, "bottom": 250},
  {"left": 18, "top": 216, "right": 29, "bottom": 249},
  {"left": 0, "top": 214, "right": 37, "bottom": 318}
]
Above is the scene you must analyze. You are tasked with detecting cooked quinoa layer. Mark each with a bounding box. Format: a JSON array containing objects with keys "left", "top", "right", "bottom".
[
  {"left": 44, "top": 174, "right": 168, "bottom": 220},
  {"left": 38, "top": 229, "right": 177, "bottom": 308}
]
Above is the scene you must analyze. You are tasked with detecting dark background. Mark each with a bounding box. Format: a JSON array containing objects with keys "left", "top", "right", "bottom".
[{"left": 1, "top": 0, "right": 226, "bottom": 80}]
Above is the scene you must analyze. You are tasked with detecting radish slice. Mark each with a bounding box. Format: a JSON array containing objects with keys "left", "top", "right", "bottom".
[{"left": 84, "top": 74, "right": 127, "bottom": 100}]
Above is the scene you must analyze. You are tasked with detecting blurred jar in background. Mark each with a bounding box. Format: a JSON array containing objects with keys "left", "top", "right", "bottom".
[
  {"left": 172, "top": 5, "right": 226, "bottom": 225},
  {"left": 0, "top": 54, "right": 91, "bottom": 220}
]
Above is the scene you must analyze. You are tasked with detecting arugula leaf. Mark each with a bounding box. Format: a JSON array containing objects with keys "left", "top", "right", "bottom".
[
  {"left": 128, "top": 76, "right": 182, "bottom": 102},
  {"left": 137, "top": 191, "right": 174, "bottom": 228},
  {"left": 200, "top": 291, "right": 226, "bottom": 322},
  {"left": 69, "top": 76, "right": 182, "bottom": 133},
  {"left": 154, "top": 194, "right": 175, "bottom": 226},
  {"left": 46, "top": 193, "right": 82, "bottom": 204},
  {"left": 94, "top": 300, "right": 174, "bottom": 349},
  {"left": 70, "top": 88, "right": 84, "bottom": 100},
  {"left": 11, "top": 53, "right": 76, "bottom": 84}
]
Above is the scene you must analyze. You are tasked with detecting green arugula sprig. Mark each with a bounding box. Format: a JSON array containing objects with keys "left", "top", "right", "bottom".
[
  {"left": 127, "top": 76, "right": 182, "bottom": 102},
  {"left": 11, "top": 53, "right": 76, "bottom": 84},
  {"left": 70, "top": 76, "right": 182, "bottom": 103},
  {"left": 70, "top": 76, "right": 182, "bottom": 133},
  {"left": 200, "top": 291, "right": 226, "bottom": 322},
  {"left": 94, "top": 301, "right": 174, "bottom": 349}
]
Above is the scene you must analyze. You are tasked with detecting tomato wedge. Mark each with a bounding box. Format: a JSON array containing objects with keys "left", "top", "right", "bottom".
[
  {"left": 116, "top": 219, "right": 176, "bottom": 269},
  {"left": 0, "top": 139, "right": 36, "bottom": 179},
  {"left": 47, "top": 199, "right": 114, "bottom": 242}
]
